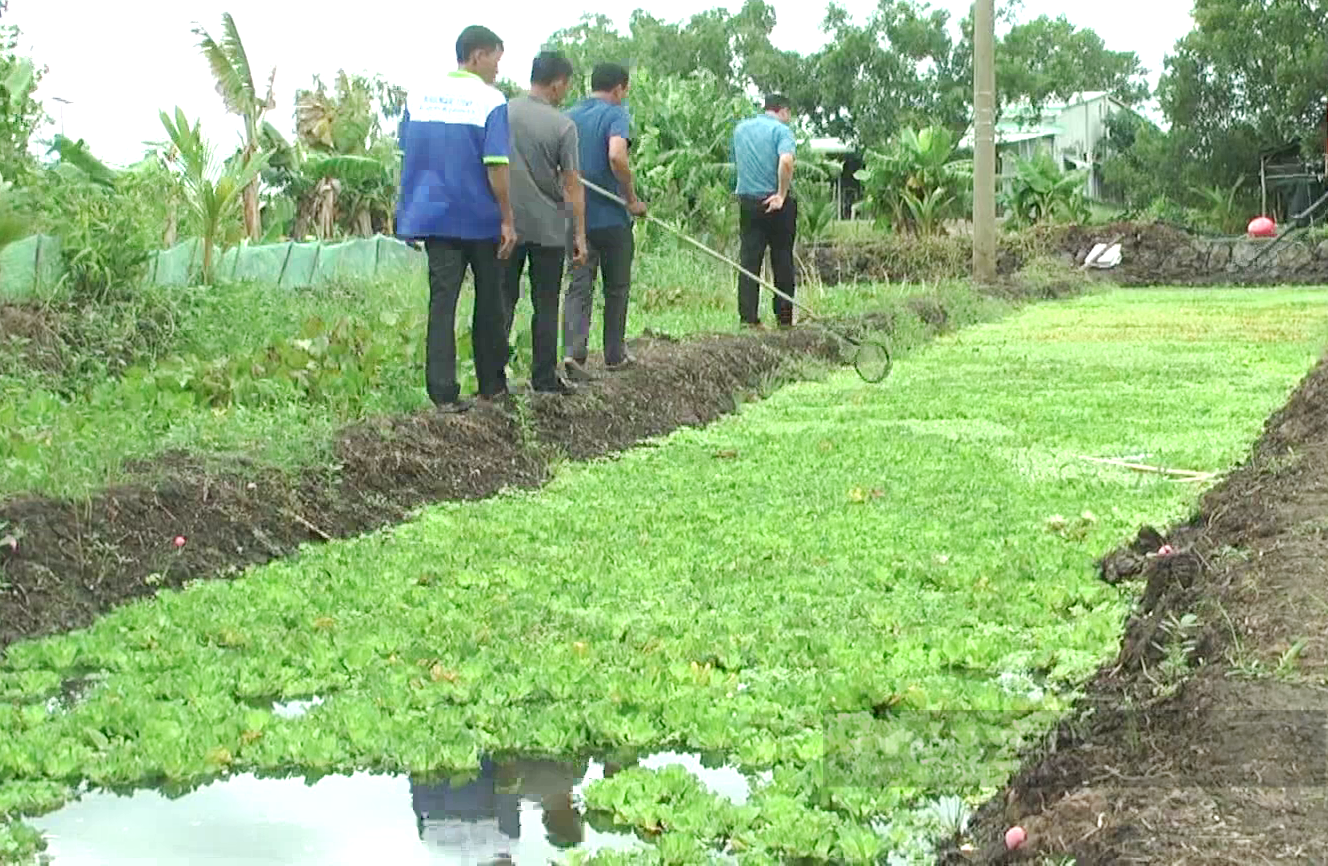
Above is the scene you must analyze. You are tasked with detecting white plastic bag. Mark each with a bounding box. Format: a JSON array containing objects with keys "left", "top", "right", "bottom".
[{"left": 1084, "top": 242, "right": 1122, "bottom": 268}]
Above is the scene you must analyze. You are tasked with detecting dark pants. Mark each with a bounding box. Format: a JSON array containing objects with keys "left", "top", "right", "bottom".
[
  {"left": 738, "top": 194, "right": 798, "bottom": 326},
  {"left": 501, "top": 242, "right": 566, "bottom": 390},
  {"left": 425, "top": 238, "right": 508, "bottom": 404},
  {"left": 564, "top": 224, "right": 634, "bottom": 366}
]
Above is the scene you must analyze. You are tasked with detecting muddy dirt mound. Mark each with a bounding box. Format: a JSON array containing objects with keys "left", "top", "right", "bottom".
[
  {"left": 813, "top": 221, "right": 1328, "bottom": 288},
  {"left": 0, "top": 319, "right": 876, "bottom": 649},
  {"left": 809, "top": 235, "right": 1027, "bottom": 285},
  {"left": 1045, "top": 220, "right": 1328, "bottom": 287},
  {"left": 944, "top": 352, "right": 1328, "bottom": 865}
]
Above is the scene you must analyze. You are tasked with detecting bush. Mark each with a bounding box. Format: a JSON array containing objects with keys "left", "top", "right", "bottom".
[
  {"left": 999, "top": 154, "right": 1090, "bottom": 228},
  {"left": 20, "top": 165, "right": 164, "bottom": 304}
]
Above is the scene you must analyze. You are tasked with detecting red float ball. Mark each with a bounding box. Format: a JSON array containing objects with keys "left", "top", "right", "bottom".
[{"left": 1248, "top": 216, "right": 1276, "bottom": 237}]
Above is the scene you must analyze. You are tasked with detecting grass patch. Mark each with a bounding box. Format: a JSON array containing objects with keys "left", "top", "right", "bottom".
[
  {"left": 0, "top": 232, "right": 1015, "bottom": 501},
  {"left": 0, "top": 288, "right": 1323, "bottom": 863},
  {"left": 0, "top": 242, "right": 812, "bottom": 500}
]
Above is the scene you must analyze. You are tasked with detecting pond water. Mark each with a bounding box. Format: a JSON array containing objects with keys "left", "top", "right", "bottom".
[{"left": 33, "top": 749, "right": 757, "bottom": 865}]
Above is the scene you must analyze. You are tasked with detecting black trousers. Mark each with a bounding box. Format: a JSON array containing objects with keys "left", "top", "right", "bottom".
[
  {"left": 501, "top": 242, "right": 566, "bottom": 390},
  {"left": 564, "top": 224, "right": 635, "bottom": 366},
  {"left": 425, "top": 238, "right": 509, "bottom": 404},
  {"left": 737, "top": 194, "right": 798, "bottom": 326}
]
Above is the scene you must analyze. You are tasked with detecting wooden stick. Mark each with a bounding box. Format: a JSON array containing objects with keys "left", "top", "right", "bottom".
[
  {"left": 282, "top": 509, "right": 332, "bottom": 540},
  {"left": 1077, "top": 455, "right": 1213, "bottom": 478},
  {"left": 1167, "top": 473, "right": 1221, "bottom": 484}
]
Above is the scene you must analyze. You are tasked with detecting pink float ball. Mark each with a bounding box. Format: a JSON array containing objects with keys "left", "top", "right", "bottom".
[{"left": 1248, "top": 216, "right": 1276, "bottom": 237}]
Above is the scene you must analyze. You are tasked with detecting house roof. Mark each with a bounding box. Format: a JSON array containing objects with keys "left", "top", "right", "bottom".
[
  {"left": 956, "top": 91, "right": 1130, "bottom": 150},
  {"left": 1259, "top": 141, "right": 1303, "bottom": 160},
  {"left": 958, "top": 125, "right": 1060, "bottom": 150},
  {"left": 808, "top": 136, "right": 853, "bottom": 154}
]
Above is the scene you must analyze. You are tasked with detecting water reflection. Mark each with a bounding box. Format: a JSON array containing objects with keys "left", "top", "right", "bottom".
[
  {"left": 35, "top": 754, "right": 746, "bottom": 865},
  {"left": 411, "top": 757, "right": 598, "bottom": 862}
]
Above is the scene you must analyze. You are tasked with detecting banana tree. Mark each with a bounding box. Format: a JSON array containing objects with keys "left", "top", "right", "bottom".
[
  {"left": 291, "top": 71, "right": 405, "bottom": 236},
  {"left": 853, "top": 126, "right": 972, "bottom": 235},
  {"left": 628, "top": 69, "right": 747, "bottom": 236},
  {"left": 159, "top": 107, "right": 270, "bottom": 284},
  {"left": 1000, "top": 152, "right": 1090, "bottom": 228},
  {"left": 193, "top": 12, "right": 275, "bottom": 241},
  {"left": 257, "top": 121, "right": 394, "bottom": 240}
]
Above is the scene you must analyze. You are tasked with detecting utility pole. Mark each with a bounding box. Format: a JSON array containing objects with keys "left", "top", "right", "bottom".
[
  {"left": 972, "top": 0, "right": 997, "bottom": 285},
  {"left": 51, "top": 97, "right": 71, "bottom": 137}
]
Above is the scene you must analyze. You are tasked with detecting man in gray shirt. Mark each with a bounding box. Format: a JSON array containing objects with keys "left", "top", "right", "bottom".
[{"left": 501, "top": 50, "right": 588, "bottom": 395}]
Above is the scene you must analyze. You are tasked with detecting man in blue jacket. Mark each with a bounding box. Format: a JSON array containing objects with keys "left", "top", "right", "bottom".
[{"left": 396, "top": 25, "right": 517, "bottom": 413}]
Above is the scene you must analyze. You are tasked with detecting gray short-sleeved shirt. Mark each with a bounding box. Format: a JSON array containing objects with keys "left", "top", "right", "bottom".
[{"left": 508, "top": 93, "right": 579, "bottom": 248}]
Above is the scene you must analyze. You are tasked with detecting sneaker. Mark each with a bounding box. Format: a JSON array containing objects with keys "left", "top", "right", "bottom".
[
  {"left": 604, "top": 353, "right": 637, "bottom": 371},
  {"left": 563, "top": 359, "right": 595, "bottom": 383}
]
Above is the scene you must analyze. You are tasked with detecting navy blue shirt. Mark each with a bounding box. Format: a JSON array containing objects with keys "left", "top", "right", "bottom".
[{"left": 566, "top": 96, "right": 632, "bottom": 231}]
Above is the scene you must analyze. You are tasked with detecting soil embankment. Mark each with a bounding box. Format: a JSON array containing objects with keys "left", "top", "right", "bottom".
[
  {"left": 945, "top": 354, "right": 1328, "bottom": 864},
  {"left": 813, "top": 221, "right": 1328, "bottom": 287}
]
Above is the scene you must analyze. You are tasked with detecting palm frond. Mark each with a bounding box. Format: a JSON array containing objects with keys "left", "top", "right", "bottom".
[
  {"left": 262, "top": 66, "right": 277, "bottom": 111},
  {"left": 221, "top": 13, "right": 258, "bottom": 103},
  {"left": 259, "top": 121, "right": 293, "bottom": 153},
  {"left": 194, "top": 26, "right": 249, "bottom": 114}
]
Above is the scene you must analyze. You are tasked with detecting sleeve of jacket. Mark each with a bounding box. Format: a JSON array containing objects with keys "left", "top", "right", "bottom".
[{"left": 483, "top": 100, "right": 510, "bottom": 166}]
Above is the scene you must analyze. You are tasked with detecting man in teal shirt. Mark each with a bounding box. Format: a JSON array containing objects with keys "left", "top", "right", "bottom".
[{"left": 731, "top": 93, "right": 797, "bottom": 328}]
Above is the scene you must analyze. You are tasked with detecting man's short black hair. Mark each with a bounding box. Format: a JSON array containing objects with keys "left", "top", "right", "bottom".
[
  {"left": 456, "top": 25, "right": 503, "bottom": 64},
  {"left": 590, "top": 62, "right": 630, "bottom": 93},
  {"left": 764, "top": 93, "right": 791, "bottom": 112},
  {"left": 531, "top": 50, "right": 574, "bottom": 86}
]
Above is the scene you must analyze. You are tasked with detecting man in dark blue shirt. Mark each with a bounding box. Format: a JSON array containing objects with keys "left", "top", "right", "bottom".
[
  {"left": 731, "top": 93, "right": 798, "bottom": 329},
  {"left": 563, "top": 63, "right": 648, "bottom": 379}
]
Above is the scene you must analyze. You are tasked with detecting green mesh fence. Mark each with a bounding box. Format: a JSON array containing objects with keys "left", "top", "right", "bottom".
[
  {"left": 0, "top": 234, "right": 423, "bottom": 303},
  {"left": 147, "top": 235, "right": 424, "bottom": 289},
  {"left": 0, "top": 234, "right": 65, "bottom": 301},
  {"left": 145, "top": 238, "right": 202, "bottom": 288}
]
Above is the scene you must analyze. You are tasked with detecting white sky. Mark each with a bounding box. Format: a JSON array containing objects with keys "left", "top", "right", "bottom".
[{"left": 10, "top": 0, "right": 1195, "bottom": 168}]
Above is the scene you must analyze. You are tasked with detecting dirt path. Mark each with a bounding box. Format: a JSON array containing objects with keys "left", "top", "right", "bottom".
[
  {"left": 947, "top": 356, "right": 1328, "bottom": 864},
  {"left": 0, "top": 318, "right": 888, "bottom": 650}
]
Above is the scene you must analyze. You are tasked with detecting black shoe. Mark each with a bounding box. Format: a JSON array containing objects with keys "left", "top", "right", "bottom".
[
  {"left": 604, "top": 354, "right": 637, "bottom": 371},
  {"left": 532, "top": 377, "right": 577, "bottom": 396},
  {"left": 432, "top": 398, "right": 473, "bottom": 414},
  {"left": 563, "top": 359, "right": 595, "bottom": 383}
]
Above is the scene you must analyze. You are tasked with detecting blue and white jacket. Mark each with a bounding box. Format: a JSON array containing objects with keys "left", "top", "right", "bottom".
[{"left": 395, "top": 70, "right": 510, "bottom": 241}]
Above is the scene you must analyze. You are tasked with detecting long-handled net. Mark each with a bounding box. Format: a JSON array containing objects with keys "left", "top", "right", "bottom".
[{"left": 579, "top": 179, "right": 893, "bottom": 383}]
